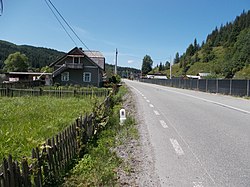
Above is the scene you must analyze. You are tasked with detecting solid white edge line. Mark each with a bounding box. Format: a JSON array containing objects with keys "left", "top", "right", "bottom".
[
  {"left": 155, "top": 84, "right": 250, "bottom": 115},
  {"left": 127, "top": 82, "right": 216, "bottom": 185}
]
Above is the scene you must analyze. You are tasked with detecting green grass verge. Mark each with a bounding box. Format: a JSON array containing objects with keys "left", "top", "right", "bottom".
[
  {"left": 0, "top": 96, "right": 103, "bottom": 161},
  {"left": 62, "top": 85, "right": 139, "bottom": 186}
]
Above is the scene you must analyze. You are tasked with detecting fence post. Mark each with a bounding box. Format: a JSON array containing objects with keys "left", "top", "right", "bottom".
[
  {"left": 3, "top": 158, "right": 10, "bottom": 187},
  {"left": 32, "top": 148, "right": 42, "bottom": 187},
  {"left": 7, "top": 155, "right": 15, "bottom": 187},
  {"left": 21, "top": 158, "right": 31, "bottom": 187},
  {"left": 216, "top": 79, "right": 219, "bottom": 93},
  {"left": 6, "top": 88, "right": 10, "bottom": 97},
  {"left": 247, "top": 79, "right": 249, "bottom": 97},
  {"left": 230, "top": 79, "right": 232, "bottom": 95},
  {"left": 39, "top": 88, "right": 43, "bottom": 96},
  {"left": 206, "top": 79, "right": 208, "bottom": 92}
]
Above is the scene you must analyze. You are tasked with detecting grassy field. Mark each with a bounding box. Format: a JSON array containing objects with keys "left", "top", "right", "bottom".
[{"left": 0, "top": 96, "right": 103, "bottom": 161}]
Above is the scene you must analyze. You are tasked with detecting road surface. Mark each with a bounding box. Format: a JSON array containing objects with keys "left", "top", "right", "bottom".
[{"left": 124, "top": 79, "right": 250, "bottom": 187}]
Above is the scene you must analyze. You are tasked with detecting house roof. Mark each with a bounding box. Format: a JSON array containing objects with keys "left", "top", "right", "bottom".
[
  {"left": 198, "top": 73, "right": 211, "bottom": 77},
  {"left": 49, "top": 47, "right": 105, "bottom": 70},
  {"left": 7, "top": 72, "right": 52, "bottom": 76},
  {"left": 81, "top": 50, "right": 105, "bottom": 70},
  {"left": 83, "top": 51, "right": 104, "bottom": 58}
]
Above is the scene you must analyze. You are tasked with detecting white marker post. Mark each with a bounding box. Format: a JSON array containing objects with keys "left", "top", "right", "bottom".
[{"left": 120, "top": 109, "right": 126, "bottom": 125}]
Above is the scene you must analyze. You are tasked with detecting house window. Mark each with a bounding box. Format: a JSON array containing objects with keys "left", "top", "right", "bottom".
[
  {"left": 73, "top": 57, "right": 80, "bottom": 64},
  {"left": 61, "top": 72, "right": 69, "bottom": 81},
  {"left": 83, "top": 72, "right": 91, "bottom": 82}
]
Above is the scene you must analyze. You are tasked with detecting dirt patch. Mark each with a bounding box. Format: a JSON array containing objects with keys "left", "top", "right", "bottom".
[{"left": 115, "top": 85, "right": 160, "bottom": 186}]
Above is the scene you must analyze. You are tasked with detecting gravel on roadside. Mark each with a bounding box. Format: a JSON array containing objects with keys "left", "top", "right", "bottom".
[{"left": 115, "top": 84, "right": 160, "bottom": 187}]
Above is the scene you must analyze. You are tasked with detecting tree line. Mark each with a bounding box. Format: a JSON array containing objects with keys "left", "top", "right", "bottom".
[
  {"left": 0, "top": 40, "right": 65, "bottom": 72},
  {"left": 0, "top": 40, "right": 141, "bottom": 80},
  {"left": 141, "top": 10, "right": 250, "bottom": 79},
  {"left": 174, "top": 10, "right": 250, "bottom": 78}
]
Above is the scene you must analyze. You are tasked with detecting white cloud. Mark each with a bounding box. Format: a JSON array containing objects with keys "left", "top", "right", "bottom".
[
  {"left": 73, "top": 25, "right": 88, "bottom": 35},
  {"left": 128, "top": 60, "right": 134, "bottom": 64}
]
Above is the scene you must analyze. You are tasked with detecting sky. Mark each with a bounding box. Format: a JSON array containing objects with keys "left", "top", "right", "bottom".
[{"left": 1, "top": 0, "right": 249, "bottom": 69}]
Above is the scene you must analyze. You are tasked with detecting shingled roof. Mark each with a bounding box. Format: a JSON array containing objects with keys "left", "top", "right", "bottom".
[
  {"left": 49, "top": 47, "right": 105, "bottom": 70},
  {"left": 81, "top": 50, "right": 105, "bottom": 70}
]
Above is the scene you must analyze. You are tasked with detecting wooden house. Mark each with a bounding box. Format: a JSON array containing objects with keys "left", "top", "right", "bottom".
[{"left": 49, "top": 47, "right": 105, "bottom": 87}]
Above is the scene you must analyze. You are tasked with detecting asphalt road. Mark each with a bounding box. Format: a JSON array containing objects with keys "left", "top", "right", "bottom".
[{"left": 124, "top": 79, "right": 250, "bottom": 187}]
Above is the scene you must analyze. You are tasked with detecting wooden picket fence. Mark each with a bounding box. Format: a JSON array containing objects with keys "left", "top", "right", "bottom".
[
  {"left": 0, "top": 95, "right": 112, "bottom": 187},
  {"left": 0, "top": 87, "right": 110, "bottom": 98}
]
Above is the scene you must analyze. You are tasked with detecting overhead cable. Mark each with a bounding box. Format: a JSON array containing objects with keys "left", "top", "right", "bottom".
[
  {"left": 44, "top": 0, "right": 77, "bottom": 46},
  {"left": 46, "top": 0, "right": 93, "bottom": 54}
]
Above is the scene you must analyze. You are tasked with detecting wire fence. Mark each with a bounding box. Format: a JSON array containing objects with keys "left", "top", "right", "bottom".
[{"left": 139, "top": 78, "right": 250, "bottom": 97}]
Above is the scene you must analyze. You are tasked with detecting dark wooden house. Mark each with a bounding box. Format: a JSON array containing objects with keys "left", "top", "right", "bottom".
[{"left": 49, "top": 47, "right": 105, "bottom": 87}]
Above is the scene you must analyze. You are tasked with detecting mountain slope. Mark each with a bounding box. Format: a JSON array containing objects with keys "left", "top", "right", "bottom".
[
  {"left": 150, "top": 10, "right": 250, "bottom": 79},
  {"left": 0, "top": 40, "right": 141, "bottom": 76},
  {"left": 0, "top": 40, "right": 65, "bottom": 70},
  {"left": 176, "top": 10, "right": 250, "bottom": 79}
]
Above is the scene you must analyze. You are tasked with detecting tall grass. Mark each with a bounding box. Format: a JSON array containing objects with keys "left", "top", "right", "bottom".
[
  {"left": 62, "top": 85, "right": 139, "bottom": 186},
  {"left": 0, "top": 96, "right": 102, "bottom": 161}
]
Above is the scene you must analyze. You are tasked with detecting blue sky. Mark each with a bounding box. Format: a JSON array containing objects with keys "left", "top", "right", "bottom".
[{"left": 1, "top": 0, "right": 249, "bottom": 69}]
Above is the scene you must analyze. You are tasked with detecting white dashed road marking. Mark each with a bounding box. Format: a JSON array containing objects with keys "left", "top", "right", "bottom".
[
  {"left": 193, "top": 181, "right": 203, "bottom": 187},
  {"left": 154, "top": 110, "right": 160, "bottom": 116},
  {"left": 159, "top": 120, "right": 168, "bottom": 128},
  {"left": 146, "top": 100, "right": 150, "bottom": 103},
  {"left": 170, "top": 138, "right": 184, "bottom": 156},
  {"left": 149, "top": 104, "right": 154, "bottom": 108}
]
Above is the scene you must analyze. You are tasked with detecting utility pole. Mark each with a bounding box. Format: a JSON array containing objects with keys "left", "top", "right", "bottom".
[
  {"left": 115, "top": 48, "right": 118, "bottom": 75},
  {"left": 170, "top": 55, "right": 172, "bottom": 79}
]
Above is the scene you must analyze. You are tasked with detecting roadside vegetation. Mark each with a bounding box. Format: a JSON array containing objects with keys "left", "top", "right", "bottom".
[
  {"left": 62, "top": 85, "right": 139, "bottom": 186},
  {"left": 143, "top": 11, "right": 250, "bottom": 79},
  {"left": 0, "top": 96, "right": 104, "bottom": 161}
]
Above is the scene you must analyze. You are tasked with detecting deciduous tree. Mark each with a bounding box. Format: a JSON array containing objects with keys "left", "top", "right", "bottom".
[
  {"left": 3, "top": 52, "right": 29, "bottom": 72},
  {"left": 141, "top": 55, "right": 153, "bottom": 75}
]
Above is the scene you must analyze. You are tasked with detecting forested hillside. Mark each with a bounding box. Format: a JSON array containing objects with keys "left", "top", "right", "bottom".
[
  {"left": 154, "top": 10, "right": 250, "bottom": 79},
  {"left": 0, "top": 40, "right": 141, "bottom": 76},
  {"left": 105, "top": 63, "right": 141, "bottom": 78},
  {"left": 0, "top": 40, "right": 65, "bottom": 71}
]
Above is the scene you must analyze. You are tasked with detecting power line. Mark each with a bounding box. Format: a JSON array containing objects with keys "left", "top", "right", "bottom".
[
  {"left": 46, "top": 0, "right": 93, "bottom": 54},
  {"left": 44, "top": 0, "right": 77, "bottom": 46}
]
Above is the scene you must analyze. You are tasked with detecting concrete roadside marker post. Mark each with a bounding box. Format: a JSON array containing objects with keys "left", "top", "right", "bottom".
[{"left": 120, "top": 109, "right": 126, "bottom": 125}]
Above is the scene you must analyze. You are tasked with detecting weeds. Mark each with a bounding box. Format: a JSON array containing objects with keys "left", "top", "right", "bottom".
[{"left": 62, "top": 85, "right": 139, "bottom": 186}]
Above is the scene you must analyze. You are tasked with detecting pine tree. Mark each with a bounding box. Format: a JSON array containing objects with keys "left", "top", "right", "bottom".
[
  {"left": 159, "top": 62, "right": 163, "bottom": 71},
  {"left": 174, "top": 52, "right": 180, "bottom": 64},
  {"left": 194, "top": 38, "right": 199, "bottom": 52}
]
